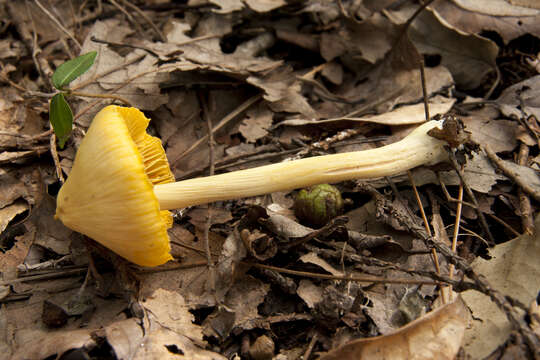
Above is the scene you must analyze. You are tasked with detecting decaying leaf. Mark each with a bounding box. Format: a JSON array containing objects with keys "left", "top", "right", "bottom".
[
  {"left": 320, "top": 297, "right": 469, "bottom": 360},
  {"left": 462, "top": 215, "right": 540, "bottom": 358},
  {"left": 432, "top": 0, "right": 540, "bottom": 43},
  {"left": 388, "top": 6, "right": 498, "bottom": 89},
  {"left": 142, "top": 288, "right": 205, "bottom": 346},
  {"left": 463, "top": 107, "right": 518, "bottom": 153},
  {"left": 497, "top": 74, "right": 540, "bottom": 121},
  {"left": 276, "top": 96, "right": 455, "bottom": 127},
  {"left": 239, "top": 104, "right": 273, "bottom": 143}
]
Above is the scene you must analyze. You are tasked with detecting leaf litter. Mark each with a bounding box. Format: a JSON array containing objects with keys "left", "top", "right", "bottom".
[{"left": 1, "top": 0, "right": 540, "bottom": 359}]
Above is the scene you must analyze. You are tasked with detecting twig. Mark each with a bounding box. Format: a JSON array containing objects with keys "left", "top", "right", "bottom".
[
  {"left": 483, "top": 143, "right": 540, "bottom": 202},
  {"left": 171, "top": 94, "right": 262, "bottom": 168},
  {"left": 484, "top": 65, "right": 501, "bottom": 100},
  {"left": 50, "top": 131, "right": 65, "bottom": 183},
  {"left": 419, "top": 58, "right": 430, "bottom": 121},
  {"left": 73, "top": 64, "right": 178, "bottom": 121},
  {"left": 305, "top": 244, "right": 476, "bottom": 292},
  {"left": 487, "top": 214, "right": 520, "bottom": 238},
  {"left": 361, "top": 183, "right": 540, "bottom": 355},
  {"left": 91, "top": 36, "right": 160, "bottom": 58},
  {"left": 0, "top": 267, "right": 86, "bottom": 286},
  {"left": 408, "top": 171, "right": 444, "bottom": 303},
  {"left": 448, "top": 179, "right": 463, "bottom": 301},
  {"left": 447, "top": 151, "right": 496, "bottom": 245},
  {"left": 23, "top": 0, "right": 52, "bottom": 89},
  {"left": 199, "top": 91, "right": 217, "bottom": 300},
  {"left": 34, "top": 0, "right": 81, "bottom": 49},
  {"left": 248, "top": 262, "right": 443, "bottom": 286},
  {"left": 71, "top": 54, "right": 146, "bottom": 91},
  {"left": 121, "top": 0, "right": 165, "bottom": 42},
  {"left": 517, "top": 143, "right": 534, "bottom": 234},
  {"left": 69, "top": 90, "right": 131, "bottom": 105},
  {"left": 303, "top": 333, "right": 318, "bottom": 360},
  {"left": 107, "top": 0, "right": 142, "bottom": 35}
]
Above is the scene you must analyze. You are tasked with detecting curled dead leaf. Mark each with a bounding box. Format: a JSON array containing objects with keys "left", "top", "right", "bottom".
[{"left": 320, "top": 297, "right": 469, "bottom": 360}]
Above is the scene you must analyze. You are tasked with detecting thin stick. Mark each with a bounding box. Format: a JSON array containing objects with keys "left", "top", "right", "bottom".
[
  {"left": 487, "top": 213, "right": 521, "bottom": 238},
  {"left": 447, "top": 152, "right": 495, "bottom": 245},
  {"left": 484, "top": 143, "right": 540, "bottom": 202},
  {"left": 171, "top": 94, "right": 262, "bottom": 168},
  {"left": 249, "top": 263, "right": 442, "bottom": 286},
  {"left": 199, "top": 91, "right": 217, "bottom": 299},
  {"left": 448, "top": 180, "right": 463, "bottom": 301},
  {"left": 484, "top": 65, "right": 501, "bottom": 100},
  {"left": 303, "top": 333, "right": 318, "bottom": 360},
  {"left": 50, "top": 131, "right": 65, "bottom": 183},
  {"left": 408, "top": 171, "right": 444, "bottom": 303},
  {"left": 107, "top": 0, "right": 141, "bottom": 34},
  {"left": 69, "top": 90, "right": 131, "bottom": 105},
  {"left": 73, "top": 65, "right": 178, "bottom": 121},
  {"left": 91, "top": 36, "right": 160, "bottom": 58},
  {"left": 24, "top": 0, "right": 49, "bottom": 88},
  {"left": 71, "top": 54, "right": 145, "bottom": 91},
  {"left": 0, "top": 268, "right": 86, "bottom": 286},
  {"left": 121, "top": 0, "right": 165, "bottom": 42},
  {"left": 34, "top": 0, "right": 81, "bottom": 49},
  {"left": 419, "top": 58, "right": 430, "bottom": 121},
  {"left": 517, "top": 143, "right": 534, "bottom": 234}
]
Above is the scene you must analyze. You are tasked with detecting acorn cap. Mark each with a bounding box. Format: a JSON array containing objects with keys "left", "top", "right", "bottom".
[{"left": 55, "top": 106, "right": 175, "bottom": 266}]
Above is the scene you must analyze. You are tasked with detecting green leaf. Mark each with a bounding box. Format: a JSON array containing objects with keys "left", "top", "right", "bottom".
[
  {"left": 52, "top": 51, "right": 97, "bottom": 90},
  {"left": 49, "top": 93, "right": 73, "bottom": 149}
]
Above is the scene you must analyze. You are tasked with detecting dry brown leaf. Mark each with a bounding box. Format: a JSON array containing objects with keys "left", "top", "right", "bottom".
[
  {"left": 411, "top": 152, "right": 507, "bottom": 193},
  {"left": 244, "top": 0, "right": 287, "bottom": 12},
  {"left": 452, "top": 0, "right": 539, "bottom": 16},
  {"left": 239, "top": 104, "right": 273, "bottom": 143},
  {"left": 320, "top": 13, "right": 395, "bottom": 64},
  {"left": 225, "top": 275, "right": 270, "bottom": 330},
  {"left": 276, "top": 96, "right": 455, "bottom": 127},
  {"left": 11, "top": 328, "right": 95, "bottom": 360},
  {"left": 299, "top": 252, "right": 343, "bottom": 277},
  {"left": 0, "top": 200, "right": 27, "bottom": 234},
  {"left": 0, "top": 228, "right": 34, "bottom": 275},
  {"left": 0, "top": 169, "right": 27, "bottom": 209},
  {"left": 462, "top": 215, "right": 540, "bottom": 358},
  {"left": 6, "top": 2, "right": 63, "bottom": 45},
  {"left": 510, "top": 0, "right": 540, "bottom": 9},
  {"left": 29, "top": 195, "right": 73, "bottom": 256},
  {"left": 208, "top": 0, "right": 244, "bottom": 13},
  {"left": 388, "top": 6, "right": 498, "bottom": 89},
  {"left": 72, "top": 20, "right": 168, "bottom": 126},
  {"left": 463, "top": 108, "right": 518, "bottom": 153},
  {"left": 105, "top": 318, "right": 144, "bottom": 359},
  {"left": 320, "top": 297, "right": 469, "bottom": 360},
  {"left": 136, "top": 321, "right": 226, "bottom": 360},
  {"left": 105, "top": 317, "right": 226, "bottom": 360},
  {"left": 143, "top": 288, "right": 205, "bottom": 346},
  {"left": 497, "top": 74, "right": 540, "bottom": 121},
  {"left": 297, "top": 279, "right": 323, "bottom": 308},
  {"left": 432, "top": 1, "right": 540, "bottom": 43},
  {"left": 248, "top": 66, "right": 317, "bottom": 118}
]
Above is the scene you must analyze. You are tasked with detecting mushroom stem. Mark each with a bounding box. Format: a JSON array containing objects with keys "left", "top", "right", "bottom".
[{"left": 154, "top": 120, "right": 447, "bottom": 210}]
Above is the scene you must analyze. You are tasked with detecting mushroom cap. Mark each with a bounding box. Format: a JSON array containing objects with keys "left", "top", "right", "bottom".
[{"left": 55, "top": 106, "right": 175, "bottom": 266}]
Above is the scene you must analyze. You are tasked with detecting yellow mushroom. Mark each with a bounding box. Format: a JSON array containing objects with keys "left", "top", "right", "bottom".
[{"left": 55, "top": 105, "right": 449, "bottom": 266}]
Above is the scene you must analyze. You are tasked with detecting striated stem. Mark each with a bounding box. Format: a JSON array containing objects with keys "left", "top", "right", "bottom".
[{"left": 154, "top": 121, "right": 448, "bottom": 210}]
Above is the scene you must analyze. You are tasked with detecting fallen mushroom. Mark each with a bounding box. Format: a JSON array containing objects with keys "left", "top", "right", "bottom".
[{"left": 55, "top": 105, "right": 449, "bottom": 266}]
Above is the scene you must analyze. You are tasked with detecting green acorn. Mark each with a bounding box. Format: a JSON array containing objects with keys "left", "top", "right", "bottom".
[{"left": 294, "top": 184, "right": 344, "bottom": 228}]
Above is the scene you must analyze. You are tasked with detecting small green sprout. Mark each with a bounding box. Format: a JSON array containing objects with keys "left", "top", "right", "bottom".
[{"left": 49, "top": 51, "right": 97, "bottom": 148}]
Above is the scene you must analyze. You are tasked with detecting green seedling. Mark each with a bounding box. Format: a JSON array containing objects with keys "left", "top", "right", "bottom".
[{"left": 49, "top": 51, "right": 97, "bottom": 148}]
